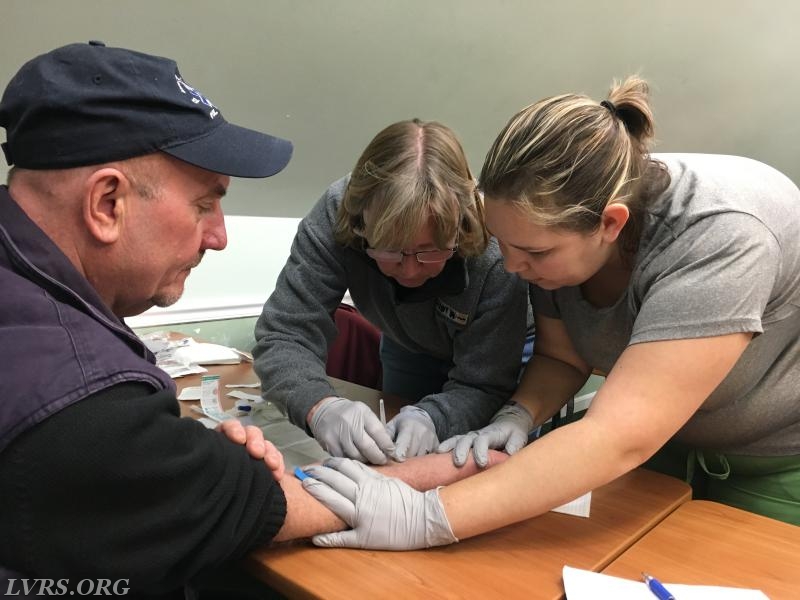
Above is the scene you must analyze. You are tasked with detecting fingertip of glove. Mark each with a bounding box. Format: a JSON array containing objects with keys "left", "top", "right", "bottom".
[
  {"left": 377, "top": 442, "right": 395, "bottom": 459},
  {"left": 300, "top": 479, "right": 318, "bottom": 495},
  {"left": 311, "top": 534, "right": 334, "bottom": 547},
  {"left": 368, "top": 454, "right": 388, "bottom": 466},
  {"left": 451, "top": 447, "right": 469, "bottom": 467},
  {"left": 506, "top": 443, "right": 522, "bottom": 455},
  {"left": 322, "top": 456, "right": 342, "bottom": 469},
  {"left": 435, "top": 441, "right": 453, "bottom": 453},
  {"left": 303, "top": 463, "right": 322, "bottom": 475}
]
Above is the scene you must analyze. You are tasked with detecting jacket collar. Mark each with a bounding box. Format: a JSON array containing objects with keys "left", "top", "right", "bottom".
[{"left": 0, "top": 186, "right": 152, "bottom": 357}]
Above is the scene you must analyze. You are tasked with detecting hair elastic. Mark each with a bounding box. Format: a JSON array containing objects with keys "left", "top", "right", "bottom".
[{"left": 600, "top": 100, "right": 618, "bottom": 117}]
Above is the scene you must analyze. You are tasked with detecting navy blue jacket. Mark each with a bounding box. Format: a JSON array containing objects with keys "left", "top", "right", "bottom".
[{"left": 0, "top": 186, "right": 286, "bottom": 597}]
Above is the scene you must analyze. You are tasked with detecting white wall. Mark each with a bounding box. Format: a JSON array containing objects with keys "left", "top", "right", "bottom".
[{"left": 126, "top": 215, "right": 300, "bottom": 328}]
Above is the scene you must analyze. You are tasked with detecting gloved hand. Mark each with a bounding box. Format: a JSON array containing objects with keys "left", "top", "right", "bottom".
[
  {"left": 309, "top": 397, "right": 395, "bottom": 465},
  {"left": 302, "top": 457, "right": 458, "bottom": 550},
  {"left": 437, "top": 401, "right": 534, "bottom": 468},
  {"left": 385, "top": 405, "right": 439, "bottom": 462}
]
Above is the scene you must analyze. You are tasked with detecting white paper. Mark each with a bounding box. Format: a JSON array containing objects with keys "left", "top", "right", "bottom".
[
  {"left": 563, "top": 566, "right": 769, "bottom": 600},
  {"left": 172, "top": 340, "right": 242, "bottom": 365},
  {"left": 225, "top": 383, "right": 261, "bottom": 388},
  {"left": 200, "top": 375, "right": 229, "bottom": 421},
  {"left": 139, "top": 332, "right": 171, "bottom": 354},
  {"left": 177, "top": 386, "right": 201, "bottom": 401},
  {"left": 226, "top": 390, "right": 263, "bottom": 403},
  {"left": 231, "top": 348, "right": 254, "bottom": 362},
  {"left": 551, "top": 491, "right": 591, "bottom": 517},
  {"left": 139, "top": 333, "right": 212, "bottom": 378},
  {"left": 161, "top": 362, "right": 207, "bottom": 378}
]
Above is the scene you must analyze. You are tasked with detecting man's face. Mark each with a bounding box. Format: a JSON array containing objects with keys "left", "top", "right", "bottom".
[{"left": 114, "top": 155, "right": 229, "bottom": 316}]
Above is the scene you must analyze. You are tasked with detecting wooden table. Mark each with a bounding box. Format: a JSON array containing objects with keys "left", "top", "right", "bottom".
[
  {"left": 246, "top": 468, "right": 690, "bottom": 600},
  {"left": 602, "top": 500, "right": 800, "bottom": 600},
  {"left": 174, "top": 356, "right": 691, "bottom": 599},
  {"left": 174, "top": 360, "right": 396, "bottom": 419}
]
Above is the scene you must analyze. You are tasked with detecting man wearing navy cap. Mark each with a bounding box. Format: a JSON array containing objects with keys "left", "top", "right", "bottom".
[
  {"left": 0, "top": 42, "right": 505, "bottom": 598},
  {"left": 0, "top": 41, "right": 339, "bottom": 599}
]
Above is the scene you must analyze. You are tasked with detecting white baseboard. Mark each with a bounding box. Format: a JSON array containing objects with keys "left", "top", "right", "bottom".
[
  {"left": 126, "top": 300, "right": 265, "bottom": 328},
  {"left": 128, "top": 292, "right": 355, "bottom": 330}
]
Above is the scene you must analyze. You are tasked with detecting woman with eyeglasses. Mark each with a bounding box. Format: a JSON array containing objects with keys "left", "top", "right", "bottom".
[{"left": 253, "top": 119, "right": 531, "bottom": 466}]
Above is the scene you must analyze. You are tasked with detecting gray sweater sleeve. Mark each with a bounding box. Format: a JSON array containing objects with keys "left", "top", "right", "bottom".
[
  {"left": 252, "top": 180, "right": 349, "bottom": 430},
  {"left": 415, "top": 255, "right": 529, "bottom": 440}
]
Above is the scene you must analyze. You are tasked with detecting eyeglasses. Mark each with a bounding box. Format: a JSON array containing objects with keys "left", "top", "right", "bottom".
[{"left": 365, "top": 246, "right": 458, "bottom": 264}]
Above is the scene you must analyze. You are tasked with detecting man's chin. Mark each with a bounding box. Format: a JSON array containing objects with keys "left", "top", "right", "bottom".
[
  {"left": 152, "top": 285, "right": 185, "bottom": 308},
  {"left": 152, "top": 293, "right": 183, "bottom": 308},
  {"left": 151, "top": 271, "right": 192, "bottom": 307}
]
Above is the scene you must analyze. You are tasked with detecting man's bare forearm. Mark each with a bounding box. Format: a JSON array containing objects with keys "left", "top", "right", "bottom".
[
  {"left": 274, "top": 472, "right": 345, "bottom": 542},
  {"left": 376, "top": 449, "right": 509, "bottom": 491},
  {"left": 272, "top": 450, "right": 508, "bottom": 542}
]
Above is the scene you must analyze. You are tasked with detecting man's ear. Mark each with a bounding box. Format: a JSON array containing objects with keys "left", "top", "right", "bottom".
[
  {"left": 599, "top": 202, "right": 630, "bottom": 243},
  {"left": 82, "top": 168, "right": 132, "bottom": 244}
]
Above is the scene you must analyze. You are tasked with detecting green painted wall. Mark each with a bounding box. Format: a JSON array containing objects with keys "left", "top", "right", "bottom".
[{"left": 3, "top": 1, "right": 798, "bottom": 219}]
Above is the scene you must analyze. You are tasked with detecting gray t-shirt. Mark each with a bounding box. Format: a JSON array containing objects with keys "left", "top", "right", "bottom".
[{"left": 533, "top": 154, "right": 800, "bottom": 456}]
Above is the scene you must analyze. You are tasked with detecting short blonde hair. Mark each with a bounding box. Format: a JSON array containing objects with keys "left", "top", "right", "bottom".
[
  {"left": 480, "top": 76, "right": 669, "bottom": 256},
  {"left": 335, "top": 119, "right": 488, "bottom": 256}
]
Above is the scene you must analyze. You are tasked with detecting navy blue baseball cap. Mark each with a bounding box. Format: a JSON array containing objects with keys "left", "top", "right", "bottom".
[{"left": 0, "top": 41, "right": 293, "bottom": 178}]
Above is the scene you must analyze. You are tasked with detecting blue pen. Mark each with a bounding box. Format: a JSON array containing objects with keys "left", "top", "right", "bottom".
[
  {"left": 642, "top": 572, "right": 675, "bottom": 600},
  {"left": 293, "top": 466, "right": 312, "bottom": 481}
]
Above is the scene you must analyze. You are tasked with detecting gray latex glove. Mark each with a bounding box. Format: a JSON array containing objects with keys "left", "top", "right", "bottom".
[
  {"left": 385, "top": 405, "right": 439, "bottom": 462},
  {"left": 437, "top": 402, "right": 534, "bottom": 468},
  {"left": 302, "top": 457, "right": 458, "bottom": 550},
  {"left": 309, "top": 397, "right": 395, "bottom": 465}
]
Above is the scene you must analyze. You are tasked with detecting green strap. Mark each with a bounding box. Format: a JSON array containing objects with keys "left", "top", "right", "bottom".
[
  {"left": 695, "top": 450, "right": 731, "bottom": 480},
  {"left": 685, "top": 448, "right": 696, "bottom": 484}
]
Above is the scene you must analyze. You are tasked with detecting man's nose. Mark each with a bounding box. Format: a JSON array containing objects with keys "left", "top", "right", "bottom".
[{"left": 202, "top": 205, "right": 227, "bottom": 251}]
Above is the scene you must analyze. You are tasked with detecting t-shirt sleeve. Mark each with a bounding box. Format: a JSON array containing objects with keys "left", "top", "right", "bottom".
[
  {"left": 631, "top": 212, "right": 779, "bottom": 344},
  {"left": 0, "top": 382, "right": 287, "bottom": 595}
]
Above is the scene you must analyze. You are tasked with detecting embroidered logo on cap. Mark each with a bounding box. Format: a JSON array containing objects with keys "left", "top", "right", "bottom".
[{"left": 175, "top": 74, "right": 219, "bottom": 119}]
